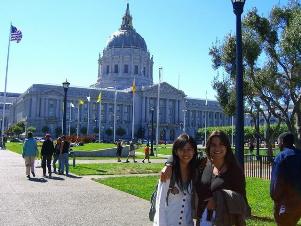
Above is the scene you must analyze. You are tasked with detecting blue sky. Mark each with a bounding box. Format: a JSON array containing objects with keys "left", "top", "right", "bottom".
[{"left": 0, "top": 0, "right": 286, "bottom": 100}]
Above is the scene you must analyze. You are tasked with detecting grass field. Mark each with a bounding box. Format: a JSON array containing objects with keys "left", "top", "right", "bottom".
[
  {"left": 69, "top": 163, "right": 164, "bottom": 175},
  {"left": 71, "top": 143, "right": 115, "bottom": 151},
  {"left": 96, "top": 176, "right": 301, "bottom": 226}
]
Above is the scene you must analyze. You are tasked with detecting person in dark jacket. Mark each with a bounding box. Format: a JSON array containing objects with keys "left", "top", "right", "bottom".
[
  {"left": 53, "top": 137, "right": 62, "bottom": 174},
  {"left": 59, "top": 135, "right": 70, "bottom": 176},
  {"left": 270, "top": 132, "right": 301, "bottom": 226},
  {"left": 41, "top": 134, "right": 55, "bottom": 177}
]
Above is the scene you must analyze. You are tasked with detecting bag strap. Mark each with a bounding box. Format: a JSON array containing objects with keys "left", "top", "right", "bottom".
[{"left": 166, "top": 169, "right": 176, "bottom": 206}]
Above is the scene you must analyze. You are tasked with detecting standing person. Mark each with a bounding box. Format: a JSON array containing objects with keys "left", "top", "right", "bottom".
[
  {"left": 142, "top": 143, "right": 151, "bottom": 163},
  {"left": 53, "top": 137, "right": 62, "bottom": 174},
  {"left": 197, "top": 131, "right": 248, "bottom": 225},
  {"left": 153, "top": 133, "right": 197, "bottom": 226},
  {"left": 116, "top": 141, "right": 123, "bottom": 162},
  {"left": 59, "top": 135, "right": 70, "bottom": 176},
  {"left": 248, "top": 137, "right": 255, "bottom": 154},
  {"left": 41, "top": 134, "right": 55, "bottom": 177},
  {"left": 125, "top": 140, "right": 137, "bottom": 163},
  {"left": 270, "top": 132, "right": 301, "bottom": 226},
  {"left": 22, "top": 132, "right": 38, "bottom": 179}
]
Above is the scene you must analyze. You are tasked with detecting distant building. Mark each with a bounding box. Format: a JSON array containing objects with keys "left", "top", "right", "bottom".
[{"left": 8, "top": 4, "right": 231, "bottom": 141}]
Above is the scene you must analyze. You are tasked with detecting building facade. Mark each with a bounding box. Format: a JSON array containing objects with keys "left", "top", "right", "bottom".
[{"left": 8, "top": 4, "right": 232, "bottom": 141}]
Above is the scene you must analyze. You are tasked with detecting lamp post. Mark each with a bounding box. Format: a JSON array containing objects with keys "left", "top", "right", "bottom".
[
  {"left": 232, "top": 0, "right": 246, "bottom": 167},
  {"left": 62, "top": 80, "right": 70, "bottom": 135},
  {"left": 183, "top": 109, "right": 187, "bottom": 132},
  {"left": 255, "top": 101, "right": 260, "bottom": 158},
  {"left": 150, "top": 106, "right": 154, "bottom": 156}
]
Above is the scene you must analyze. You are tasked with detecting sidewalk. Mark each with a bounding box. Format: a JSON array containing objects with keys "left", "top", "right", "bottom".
[{"left": 0, "top": 150, "right": 152, "bottom": 226}]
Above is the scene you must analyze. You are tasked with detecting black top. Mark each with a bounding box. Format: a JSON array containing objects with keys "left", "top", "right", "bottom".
[
  {"left": 196, "top": 161, "right": 246, "bottom": 215},
  {"left": 61, "top": 141, "right": 70, "bottom": 154},
  {"left": 41, "top": 139, "right": 55, "bottom": 156}
]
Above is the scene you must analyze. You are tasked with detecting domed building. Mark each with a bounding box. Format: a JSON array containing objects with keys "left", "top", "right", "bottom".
[
  {"left": 8, "top": 4, "right": 231, "bottom": 142},
  {"left": 92, "top": 4, "right": 153, "bottom": 89}
]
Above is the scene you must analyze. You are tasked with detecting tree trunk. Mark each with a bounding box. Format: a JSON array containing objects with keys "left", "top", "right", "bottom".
[{"left": 295, "top": 110, "right": 301, "bottom": 149}]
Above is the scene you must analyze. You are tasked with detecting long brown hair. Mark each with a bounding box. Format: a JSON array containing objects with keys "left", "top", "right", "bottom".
[{"left": 205, "top": 130, "right": 240, "bottom": 169}]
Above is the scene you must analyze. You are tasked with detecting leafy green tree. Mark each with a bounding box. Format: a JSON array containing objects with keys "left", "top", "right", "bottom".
[
  {"left": 209, "top": 1, "right": 301, "bottom": 149},
  {"left": 12, "top": 126, "right": 23, "bottom": 137},
  {"left": 42, "top": 126, "right": 50, "bottom": 134},
  {"left": 80, "top": 127, "right": 87, "bottom": 135},
  {"left": 116, "top": 127, "right": 126, "bottom": 138},
  {"left": 105, "top": 128, "right": 113, "bottom": 138},
  {"left": 55, "top": 127, "right": 62, "bottom": 137},
  {"left": 70, "top": 127, "right": 76, "bottom": 135},
  {"left": 93, "top": 127, "right": 99, "bottom": 134},
  {"left": 27, "top": 126, "right": 36, "bottom": 133}
]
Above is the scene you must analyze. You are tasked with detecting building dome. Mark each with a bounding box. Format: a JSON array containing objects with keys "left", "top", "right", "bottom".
[
  {"left": 106, "top": 3, "right": 147, "bottom": 51},
  {"left": 107, "top": 30, "right": 147, "bottom": 51}
]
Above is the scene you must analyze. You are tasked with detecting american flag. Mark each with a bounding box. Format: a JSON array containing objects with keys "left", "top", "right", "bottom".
[{"left": 10, "top": 25, "right": 22, "bottom": 43}]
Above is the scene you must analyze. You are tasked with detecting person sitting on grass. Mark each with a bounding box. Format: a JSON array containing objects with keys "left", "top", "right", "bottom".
[
  {"left": 125, "top": 140, "right": 137, "bottom": 163},
  {"left": 153, "top": 133, "right": 197, "bottom": 226},
  {"left": 142, "top": 143, "right": 151, "bottom": 163}
]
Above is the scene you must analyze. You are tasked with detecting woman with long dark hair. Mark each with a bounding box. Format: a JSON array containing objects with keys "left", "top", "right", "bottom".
[
  {"left": 153, "top": 133, "right": 197, "bottom": 226},
  {"left": 197, "top": 130, "right": 248, "bottom": 225}
]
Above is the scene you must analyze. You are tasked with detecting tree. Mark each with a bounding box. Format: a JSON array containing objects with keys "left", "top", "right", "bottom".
[
  {"left": 55, "top": 127, "right": 62, "bottom": 137},
  {"left": 209, "top": 1, "right": 301, "bottom": 149},
  {"left": 136, "top": 127, "right": 145, "bottom": 139},
  {"left": 93, "top": 127, "right": 99, "bottom": 134},
  {"left": 27, "top": 126, "right": 36, "bottom": 133},
  {"left": 116, "top": 127, "right": 126, "bottom": 138},
  {"left": 80, "top": 127, "right": 87, "bottom": 135},
  {"left": 105, "top": 128, "right": 113, "bottom": 138},
  {"left": 42, "top": 126, "right": 50, "bottom": 134},
  {"left": 12, "top": 126, "right": 23, "bottom": 137},
  {"left": 70, "top": 127, "right": 76, "bottom": 135}
]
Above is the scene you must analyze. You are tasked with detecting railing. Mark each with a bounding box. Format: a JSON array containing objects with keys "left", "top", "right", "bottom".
[{"left": 244, "top": 154, "right": 274, "bottom": 180}]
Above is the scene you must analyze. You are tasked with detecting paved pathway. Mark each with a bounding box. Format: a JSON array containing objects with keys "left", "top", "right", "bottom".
[{"left": 0, "top": 150, "right": 153, "bottom": 226}]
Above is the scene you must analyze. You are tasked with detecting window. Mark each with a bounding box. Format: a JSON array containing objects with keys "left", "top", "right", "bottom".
[
  {"left": 124, "top": 64, "right": 128, "bottom": 73},
  {"left": 134, "top": 65, "right": 138, "bottom": 74},
  {"left": 114, "top": 64, "right": 118, "bottom": 73},
  {"left": 106, "top": 65, "right": 110, "bottom": 74},
  {"left": 143, "top": 67, "right": 146, "bottom": 76}
]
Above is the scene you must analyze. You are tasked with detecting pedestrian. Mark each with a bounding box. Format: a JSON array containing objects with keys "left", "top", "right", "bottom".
[
  {"left": 142, "top": 143, "right": 151, "bottom": 163},
  {"left": 22, "top": 132, "right": 38, "bottom": 179},
  {"left": 53, "top": 137, "right": 62, "bottom": 174},
  {"left": 41, "top": 134, "right": 55, "bottom": 177},
  {"left": 59, "top": 135, "right": 70, "bottom": 176},
  {"left": 249, "top": 137, "right": 255, "bottom": 154},
  {"left": 125, "top": 140, "right": 137, "bottom": 163},
  {"left": 270, "top": 132, "right": 301, "bottom": 226},
  {"left": 2, "top": 135, "right": 7, "bottom": 150},
  {"left": 116, "top": 141, "right": 123, "bottom": 162},
  {"left": 153, "top": 133, "right": 197, "bottom": 226}
]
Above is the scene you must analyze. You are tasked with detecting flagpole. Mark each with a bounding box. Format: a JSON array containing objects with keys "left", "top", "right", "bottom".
[
  {"left": 131, "top": 78, "right": 135, "bottom": 140},
  {"left": 204, "top": 90, "right": 208, "bottom": 146},
  {"left": 69, "top": 103, "right": 71, "bottom": 136},
  {"left": 1, "top": 23, "right": 12, "bottom": 146},
  {"left": 77, "top": 104, "right": 80, "bottom": 139},
  {"left": 156, "top": 67, "right": 162, "bottom": 156},
  {"left": 87, "top": 95, "right": 90, "bottom": 135},
  {"left": 113, "top": 90, "right": 117, "bottom": 143},
  {"left": 98, "top": 98, "right": 101, "bottom": 142}
]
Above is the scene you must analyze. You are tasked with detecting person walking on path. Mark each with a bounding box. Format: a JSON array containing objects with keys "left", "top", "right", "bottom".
[
  {"left": 270, "top": 132, "right": 301, "bottom": 226},
  {"left": 116, "top": 141, "right": 123, "bottom": 162},
  {"left": 53, "top": 137, "right": 62, "bottom": 174},
  {"left": 22, "top": 132, "right": 38, "bottom": 179},
  {"left": 59, "top": 135, "right": 70, "bottom": 176},
  {"left": 142, "top": 143, "right": 151, "bottom": 163},
  {"left": 41, "top": 134, "right": 55, "bottom": 177},
  {"left": 125, "top": 140, "right": 137, "bottom": 163}
]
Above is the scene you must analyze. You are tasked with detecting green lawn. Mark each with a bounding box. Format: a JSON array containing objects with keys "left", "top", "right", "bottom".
[
  {"left": 71, "top": 143, "right": 115, "bottom": 151},
  {"left": 69, "top": 163, "right": 164, "bottom": 175},
  {"left": 6, "top": 142, "right": 23, "bottom": 155},
  {"left": 96, "top": 176, "right": 301, "bottom": 226}
]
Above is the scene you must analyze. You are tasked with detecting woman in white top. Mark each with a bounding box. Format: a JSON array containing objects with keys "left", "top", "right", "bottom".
[{"left": 154, "top": 133, "right": 198, "bottom": 226}]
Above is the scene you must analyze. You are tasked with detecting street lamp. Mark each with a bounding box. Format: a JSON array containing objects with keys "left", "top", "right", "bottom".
[
  {"left": 62, "top": 79, "right": 70, "bottom": 135},
  {"left": 150, "top": 106, "right": 155, "bottom": 156},
  {"left": 232, "top": 0, "right": 246, "bottom": 167}
]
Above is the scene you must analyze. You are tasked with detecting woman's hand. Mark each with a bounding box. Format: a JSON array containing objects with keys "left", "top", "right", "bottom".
[
  {"left": 160, "top": 165, "right": 172, "bottom": 182},
  {"left": 206, "top": 197, "right": 215, "bottom": 210}
]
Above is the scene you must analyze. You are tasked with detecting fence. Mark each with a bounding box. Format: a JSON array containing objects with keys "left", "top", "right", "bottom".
[{"left": 244, "top": 154, "right": 273, "bottom": 180}]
